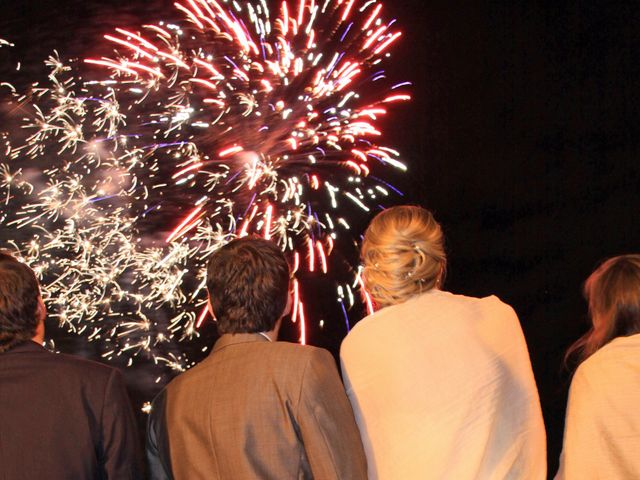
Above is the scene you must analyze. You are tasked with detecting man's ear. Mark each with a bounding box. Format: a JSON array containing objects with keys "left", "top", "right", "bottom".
[
  {"left": 207, "top": 298, "right": 217, "bottom": 320},
  {"left": 282, "top": 289, "right": 293, "bottom": 318},
  {"left": 32, "top": 296, "right": 47, "bottom": 343},
  {"left": 36, "top": 296, "right": 47, "bottom": 322}
]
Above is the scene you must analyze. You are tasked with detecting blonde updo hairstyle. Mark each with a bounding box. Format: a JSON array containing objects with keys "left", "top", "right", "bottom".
[{"left": 361, "top": 205, "right": 446, "bottom": 309}]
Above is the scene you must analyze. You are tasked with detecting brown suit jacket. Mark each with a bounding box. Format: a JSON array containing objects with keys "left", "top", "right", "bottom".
[
  {"left": 0, "top": 341, "right": 142, "bottom": 480},
  {"left": 147, "top": 333, "right": 367, "bottom": 479}
]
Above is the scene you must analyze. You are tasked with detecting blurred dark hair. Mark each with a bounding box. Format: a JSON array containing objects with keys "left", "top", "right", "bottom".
[
  {"left": 566, "top": 254, "right": 640, "bottom": 366},
  {"left": 206, "top": 237, "right": 289, "bottom": 334},
  {"left": 0, "top": 251, "right": 41, "bottom": 352}
]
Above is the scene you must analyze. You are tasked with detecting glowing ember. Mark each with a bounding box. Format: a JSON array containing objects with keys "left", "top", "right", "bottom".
[{"left": 0, "top": 0, "right": 409, "bottom": 373}]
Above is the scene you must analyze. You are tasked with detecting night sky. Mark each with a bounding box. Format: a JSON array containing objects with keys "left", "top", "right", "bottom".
[{"left": 2, "top": 1, "right": 639, "bottom": 476}]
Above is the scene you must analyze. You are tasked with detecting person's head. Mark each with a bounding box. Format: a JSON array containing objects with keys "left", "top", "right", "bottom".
[
  {"left": 206, "top": 237, "right": 290, "bottom": 334},
  {"left": 0, "top": 251, "right": 45, "bottom": 352},
  {"left": 567, "top": 254, "right": 640, "bottom": 365},
  {"left": 361, "top": 205, "right": 446, "bottom": 310}
]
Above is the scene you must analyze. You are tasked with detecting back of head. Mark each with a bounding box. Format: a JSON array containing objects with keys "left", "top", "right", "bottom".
[
  {"left": 568, "top": 254, "right": 640, "bottom": 365},
  {"left": 361, "top": 205, "right": 446, "bottom": 309},
  {"left": 206, "top": 237, "right": 290, "bottom": 334},
  {"left": 0, "top": 251, "right": 41, "bottom": 353}
]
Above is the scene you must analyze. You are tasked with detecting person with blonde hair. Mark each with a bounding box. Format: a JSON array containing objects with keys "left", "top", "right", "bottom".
[
  {"left": 555, "top": 254, "right": 640, "bottom": 479},
  {"left": 340, "top": 205, "right": 546, "bottom": 479}
]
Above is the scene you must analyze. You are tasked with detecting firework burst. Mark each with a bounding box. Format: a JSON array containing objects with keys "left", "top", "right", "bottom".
[{"left": 0, "top": 0, "right": 409, "bottom": 373}]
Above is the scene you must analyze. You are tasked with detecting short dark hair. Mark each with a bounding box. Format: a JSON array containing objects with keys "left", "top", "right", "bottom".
[
  {"left": 0, "top": 251, "right": 41, "bottom": 352},
  {"left": 206, "top": 237, "right": 289, "bottom": 334}
]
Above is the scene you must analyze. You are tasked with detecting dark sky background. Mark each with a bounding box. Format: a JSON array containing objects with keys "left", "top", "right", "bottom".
[{"left": 2, "top": 0, "right": 639, "bottom": 476}]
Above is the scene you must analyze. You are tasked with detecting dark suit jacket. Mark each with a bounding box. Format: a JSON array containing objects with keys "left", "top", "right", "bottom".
[
  {"left": 147, "top": 333, "right": 368, "bottom": 479},
  {"left": 0, "top": 341, "right": 142, "bottom": 480}
]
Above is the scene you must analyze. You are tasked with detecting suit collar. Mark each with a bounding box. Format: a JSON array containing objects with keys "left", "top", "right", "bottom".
[
  {"left": 212, "top": 333, "right": 270, "bottom": 354},
  {"left": 1, "top": 340, "right": 46, "bottom": 354}
]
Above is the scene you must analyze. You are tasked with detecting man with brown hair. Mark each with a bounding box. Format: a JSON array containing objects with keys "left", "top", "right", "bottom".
[
  {"left": 146, "top": 237, "right": 367, "bottom": 479},
  {"left": 0, "top": 251, "right": 142, "bottom": 479}
]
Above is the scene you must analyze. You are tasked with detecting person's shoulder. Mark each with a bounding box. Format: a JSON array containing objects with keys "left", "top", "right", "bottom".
[
  {"left": 578, "top": 334, "right": 640, "bottom": 379},
  {"left": 241, "top": 345, "right": 339, "bottom": 403},
  {"left": 262, "top": 342, "right": 334, "bottom": 376},
  {"left": 162, "top": 356, "right": 207, "bottom": 390},
  {"left": 270, "top": 341, "right": 330, "bottom": 361},
  {"left": 340, "top": 311, "right": 379, "bottom": 355},
  {"left": 341, "top": 291, "right": 443, "bottom": 353},
  {"left": 409, "top": 289, "right": 517, "bottom": 319},
  {"left": 46, "top": 349, "right": 118, "bottom": 381},
  {"left": 596, "top": 333, "right": 640, "bottom": 358},
  {"left": 461, "top": 292, "right": 515, "bottom": 313},
  {"left": 342, "top": 297, "right": 405, "bottom": 344},
  {"left": 466, "top": 293, "right": 519, "bottom": 324}
]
